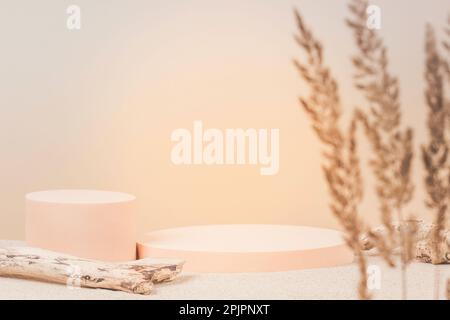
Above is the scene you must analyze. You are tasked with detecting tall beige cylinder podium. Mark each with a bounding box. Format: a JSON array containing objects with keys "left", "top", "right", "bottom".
[{"left": 25, "top": 190, "right": 136, "bottom": 261}]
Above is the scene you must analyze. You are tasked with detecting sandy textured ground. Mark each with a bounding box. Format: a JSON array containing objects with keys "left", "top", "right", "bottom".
[{"left": 1, "top": 240, "right": 449, "bottom": 300}]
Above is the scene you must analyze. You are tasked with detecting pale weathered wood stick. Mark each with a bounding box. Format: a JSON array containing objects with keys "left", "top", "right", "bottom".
[{"left": 0, "top": 247, "right": 184, "bottom": 295}]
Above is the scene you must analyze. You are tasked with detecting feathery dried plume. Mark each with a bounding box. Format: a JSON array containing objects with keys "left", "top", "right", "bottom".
[
  {"left": 293, "top": 9, "right": 370, "bottom": 300},
  {"left": 347, "top": 1, "right": 415, "bottom": 268},
  {"left": 423, "top": 24, "right": 449, "bottom": 300},
  {"left": 443, "top": 14, "right": 450, "bottom": 302},
  {"left": 443, "top": 15, "right": 450, "bottom": 80},
  {"left": 445, "top": 15, "right": 450, "bottom": 50},
  {"left": 347, "top": 0, "right": 416, "bottom": 299},
  {"left": 354, "top": 109, "right": 396, "bottom": 266},
  {"left": 422, "top": 25, "right": 448, "bottom": 265}
]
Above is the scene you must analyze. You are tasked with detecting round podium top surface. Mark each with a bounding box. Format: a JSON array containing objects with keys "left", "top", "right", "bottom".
[
  {"left": 26, "top": 190, "right": 136, "bottom": 204},
  {"left": 140, "top": 224, "right": 345, "bottom": 253}
]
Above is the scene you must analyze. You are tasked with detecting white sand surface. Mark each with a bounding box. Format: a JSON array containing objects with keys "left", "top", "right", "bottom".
[{"left": 1, "top": 240, "right": 448, "bottom": 300}]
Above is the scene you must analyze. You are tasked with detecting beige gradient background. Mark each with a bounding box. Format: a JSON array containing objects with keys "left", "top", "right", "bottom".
[{"left": 0, "top": 0, "right": 448, "bottom": 239}]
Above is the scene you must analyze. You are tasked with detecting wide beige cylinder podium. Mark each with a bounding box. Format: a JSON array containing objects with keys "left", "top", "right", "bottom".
[
  {"left": 138, "top": 225, "right": 353, "bottom": 272},
  {"left": 25, "top": 190, "right": 136, "bottom": 261}
]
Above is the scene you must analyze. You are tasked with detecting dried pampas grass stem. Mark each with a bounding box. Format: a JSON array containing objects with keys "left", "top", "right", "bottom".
[
  {"left": 423, "top": 25, "right": 449, "bottom": 300},
  {"left": 347, "top": 0, "right": 416, "bottom": 300},
  {"left": 293, "top": 9, "right": 369, "bottom": 299}
]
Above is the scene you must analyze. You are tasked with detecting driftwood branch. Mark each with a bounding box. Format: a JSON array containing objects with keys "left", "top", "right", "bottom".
[
  {"left": 0, "top": 247, "right": 184, "bottom": 295},
  {"left": 361, "top": 220, "right": 450, "bottom": 264}
]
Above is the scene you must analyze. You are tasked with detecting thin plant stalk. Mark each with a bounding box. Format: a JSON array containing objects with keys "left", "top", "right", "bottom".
[
  {"left": 422, "top": 25, "right": 448, "bottom": 300},
  {"left": 293, "top": 9, "right": 370, "bottom": 299},
  {"left": 347, "top": 0, "right": 415, "bottom": 299}
]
